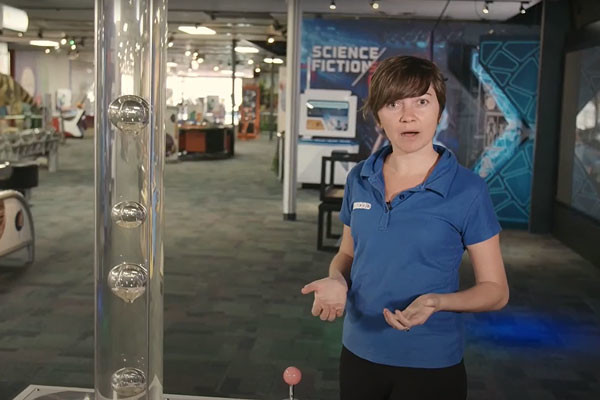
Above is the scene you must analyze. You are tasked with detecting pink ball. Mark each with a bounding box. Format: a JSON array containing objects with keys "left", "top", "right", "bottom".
[{"left": 283, "top": 366, "right": 302, "bottom": 386}]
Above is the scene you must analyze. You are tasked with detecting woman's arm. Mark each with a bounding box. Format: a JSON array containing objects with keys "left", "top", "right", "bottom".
[
  {"left": 328, "top": 225, "right": 354, "bottom": 283},
  {"left": 384, "top": 233, "right": 508, "bottom": 330},
  {"left": 437, "top": 233, "right": 509, "bottom": 312},
  {"left": 302, "top": 225, "right": 354, "bottom": 321}
]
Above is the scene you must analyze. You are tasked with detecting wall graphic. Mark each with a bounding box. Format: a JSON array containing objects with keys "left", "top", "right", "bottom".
[
  {"left": 300, "top": 18, "right": 540, "bottom": 228},
  {"left": 471, "top": 39, "right": 540, "bottom": 227}
]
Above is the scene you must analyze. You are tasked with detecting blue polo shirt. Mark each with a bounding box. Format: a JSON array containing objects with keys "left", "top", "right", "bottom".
[{"left": 339, "top": 144, "right": 501, "bottom": 368}]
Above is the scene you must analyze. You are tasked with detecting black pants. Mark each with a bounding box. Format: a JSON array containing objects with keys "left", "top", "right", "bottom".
[{"left": 339, "top": 346, "right": 467, "bottom": 400}]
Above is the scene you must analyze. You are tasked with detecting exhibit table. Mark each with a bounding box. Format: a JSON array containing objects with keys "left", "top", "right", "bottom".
[
  {"left": 12, "top": 385, "right": 248, "bottom": 400},
  {"left": 178, "top": 125, "right": 234, "bottom": 160}
]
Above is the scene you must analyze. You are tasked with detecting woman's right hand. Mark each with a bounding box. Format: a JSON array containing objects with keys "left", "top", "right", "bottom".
[{"left": 301, "top": 274, "right": 348, "bottom": 322}]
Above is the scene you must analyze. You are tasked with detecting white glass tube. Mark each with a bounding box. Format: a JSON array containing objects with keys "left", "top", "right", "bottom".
[{"left": 95, "top": 0, "right": 167, "bottom": 399}]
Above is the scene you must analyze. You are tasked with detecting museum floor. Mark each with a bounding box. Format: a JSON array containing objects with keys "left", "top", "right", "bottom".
[{"left": 0, "top": 133, "right": 599, "bottom": 400}]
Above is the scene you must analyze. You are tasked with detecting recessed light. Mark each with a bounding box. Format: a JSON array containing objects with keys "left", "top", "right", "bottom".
[
  {"left": 30, "top": 40, "right": 59, "bottom": 47},
  {"left": 234, "top": 46, "right": 259, "bottom": 54},
  {"left": 178, "top": 25, "right": 216, "bottom": 35}
]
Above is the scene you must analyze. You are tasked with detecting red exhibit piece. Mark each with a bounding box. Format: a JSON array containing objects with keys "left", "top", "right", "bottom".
[{"left": 283, "top": 366, "right": 302, "bottom": 386}]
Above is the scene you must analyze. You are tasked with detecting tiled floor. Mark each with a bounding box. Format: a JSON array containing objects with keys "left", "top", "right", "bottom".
[{"left": 0, "top": 134, "right": 599, "bottom": 400}]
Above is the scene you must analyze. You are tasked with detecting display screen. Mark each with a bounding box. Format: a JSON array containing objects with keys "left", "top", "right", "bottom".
[{"left": 305, "top": 100, "right": 349, "bottom": 131}]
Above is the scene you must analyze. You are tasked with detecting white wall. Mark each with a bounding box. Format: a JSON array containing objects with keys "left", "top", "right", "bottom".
[
  {"left": 14, "top": 50, "right": 71, "bottom": 111},
  {"left": 70, "top": 60, "right": 94, "bottom": 115},
  {"left": 167, "top": 75, "right": 242, "bottom": 113},
  {"left": 0, "top": 43, "right": 9, "bottom": 75}
]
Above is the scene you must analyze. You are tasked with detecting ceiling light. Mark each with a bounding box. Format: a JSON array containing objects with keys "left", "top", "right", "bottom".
[
  {"left": 60, "top": 37, "right": 67, "bottom": 45},
  {"left": 267, "top": 36, "right": 275, "bottom": 44},
  {"left": 254, "top": 67, "right": 261, "bottom": 73},
  {"left": 370, "top": 1, "right": 379, "bottom": 10},
  {"left": 191, "top": 60, "right": 199, "bottom": 70},
  {"left": 44, "top": 48, "right": 50, "bottom": 54},
  {"left": 71, "top": 44, "right": 77, "bottom": 50},
  {"left": 520, "top": 2, "right": 526, "bottom": 14},
  {"left": 168, "top": 41, "right": 174, "bottom": 48},
  {"left": 234, "top": 46, "right": 259, "bottom": 54},
  {"left": 248, "top": 59, "right": 254, "bottom": 65},
  {"left": 30, "top": 40, "right": 59, "bottom": 47},
  {"left": 330, "top": 0, "right": 336, "bottom": 10},
  {"left": 167, "top": 61, "right": 178, "bottom": 67},
  {"left": 264, "top": 57, "right": 283, "bottom": 64},
  {"left": 178, "top": 25, "right": 216, "bottom": 35},
  {"left": 221, "top": 71, "right": 247, "bottom": 77},
  {"left": 196, "top": 57, "right": 204, "bottom": 63},
  {"left": 184, "top": 50, "right": 191, "bottom": 57},
  {"left": 192, "top": 51, "right": 199, "bottom": 58},
  {"left": 213, "top": 65, "right": 220, "bottom": 71},
  {"left": 483, "top": 1, "right": 490, "bottom": 14},
  {"left": 17, "top": 32, "right": 23, "bottom": 37}
]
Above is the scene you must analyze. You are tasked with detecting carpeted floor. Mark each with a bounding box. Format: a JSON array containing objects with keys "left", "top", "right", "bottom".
[{"left": 0, "top": 133, "right": 599, "bottom": 400}]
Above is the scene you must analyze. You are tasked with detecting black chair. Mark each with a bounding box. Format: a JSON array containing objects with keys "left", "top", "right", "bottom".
[
  {"left": 0, "top": 162, "right": 39, "bottom": 201},
  {"left": 317, "top": 151, "right": 361, "bottom": 251}
]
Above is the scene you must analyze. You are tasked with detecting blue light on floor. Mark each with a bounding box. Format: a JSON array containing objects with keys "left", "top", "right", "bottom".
[{"left": 465, "top": 311, "right": 600, "bottom": 352}]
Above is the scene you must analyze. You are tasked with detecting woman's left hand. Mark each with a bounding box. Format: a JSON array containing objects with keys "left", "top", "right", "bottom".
[{"left": 383, "top": 294, "right": 441, "bottom": 331}]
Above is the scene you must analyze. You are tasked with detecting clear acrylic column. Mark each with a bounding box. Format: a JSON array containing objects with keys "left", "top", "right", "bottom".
[{"left": 94, "top": 0, "right": 167, "bottom": 399}]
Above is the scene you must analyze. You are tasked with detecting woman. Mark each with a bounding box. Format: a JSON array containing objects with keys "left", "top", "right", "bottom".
[{"left": 302, "top": 55, "right": 509, "bottom": 400}]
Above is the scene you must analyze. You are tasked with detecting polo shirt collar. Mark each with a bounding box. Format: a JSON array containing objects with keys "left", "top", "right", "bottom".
[{"left": 360, "top": 144, "right": 458, "bottom": 198}]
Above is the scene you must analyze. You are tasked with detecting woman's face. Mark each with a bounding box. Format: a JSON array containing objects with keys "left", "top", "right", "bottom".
[{"left": 376, "top": 85, "right": 440, "bottom": 156}]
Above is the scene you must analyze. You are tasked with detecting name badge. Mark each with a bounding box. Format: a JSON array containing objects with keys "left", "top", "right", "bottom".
[{"left": 353, "top": 202, "right": 371, "bottom": 210}]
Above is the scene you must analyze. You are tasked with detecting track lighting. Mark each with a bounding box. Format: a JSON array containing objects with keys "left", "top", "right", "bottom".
[{"left": 483, "top": 1, "right": 492, "bottom": 14}]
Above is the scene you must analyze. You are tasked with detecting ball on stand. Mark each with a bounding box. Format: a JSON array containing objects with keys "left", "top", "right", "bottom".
[{"left": 282, "top": 366, "right": 302, "bottom": 400}]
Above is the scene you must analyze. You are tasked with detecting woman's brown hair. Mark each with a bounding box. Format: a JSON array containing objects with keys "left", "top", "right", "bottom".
[{"left": 362, "top": 55, "right": 446, "bottom": 123}]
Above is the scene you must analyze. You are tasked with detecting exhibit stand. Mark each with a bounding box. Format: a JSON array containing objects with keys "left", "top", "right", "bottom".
[{"left": 297, "top": 89, "right": 359, "bottom": 185}]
